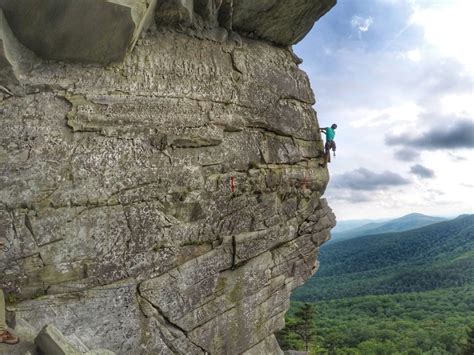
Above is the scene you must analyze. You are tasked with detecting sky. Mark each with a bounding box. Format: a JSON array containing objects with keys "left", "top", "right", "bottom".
[{"left": 295, "top": 0, "right": 474, "bottom": 220}]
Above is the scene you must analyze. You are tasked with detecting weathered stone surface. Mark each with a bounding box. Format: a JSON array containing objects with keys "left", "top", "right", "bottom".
[
  {"left": 0, "top": 0, "right": 152, "bottom": 64},
  {"left": 244, "top": 335, "right": 284, "bottom": 355},
  {"left": 33, "top": 324, "right": 117, "bottom": 355},
  {"left": 0, "top": 6, "right": 336, "bottom": 354},
  {"left": 35, "top": 324, "right": 82, "bottom": 355},
  {"left": 0, "top": 9, "right": 38, "bottom": 87},
  {"left": 232, "top": 0, "right": 337, "bottom": 45},
  {"left": 11, "top": 280, "right": 143, "bottom": 353},
  {"left": 155, "top": 0, "right": 194, "bottom": 27},
  {"left": 0, "top": 0, "right": 335, "bottom": 65},
  {"left": 84, "top": 351, "right": 116, "bottom": 355}
]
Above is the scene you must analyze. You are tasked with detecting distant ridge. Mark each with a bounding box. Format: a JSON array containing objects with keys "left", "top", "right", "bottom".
[
  {"left": 331, "top": 218, "right": 387, "bottom": 234},
  {"left": 293, "top": 214, "right": 474, "bottom": 301},
  {"left": 329, "top": 212, "right": 447, "bottom": 244}
]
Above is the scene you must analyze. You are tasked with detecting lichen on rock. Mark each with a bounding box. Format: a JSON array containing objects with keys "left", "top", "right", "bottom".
[{"left": 0, "top": 1, "right": 336, "bottom": 354}]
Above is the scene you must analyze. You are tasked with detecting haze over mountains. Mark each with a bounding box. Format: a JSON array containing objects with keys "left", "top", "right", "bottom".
[{"left": 329, "top": 213, "right": 448, "bottom": 244}]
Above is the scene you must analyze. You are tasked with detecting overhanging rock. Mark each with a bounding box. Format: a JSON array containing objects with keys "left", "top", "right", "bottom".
[
  {"left": 0, "top": 0, "right": 155, "bottom": 64},
  {"left": 232, "top": 0, "right": 336, "bottom": 46},
  {"left": 0, "top": 0, "right": 336, "bottom": 64},
  {"left": 0, "top": 9, "right": 38, "bottom": 86}
]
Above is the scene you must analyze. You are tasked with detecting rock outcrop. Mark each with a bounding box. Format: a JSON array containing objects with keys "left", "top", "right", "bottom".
[{"left": 0, "top": 1, "right": 336, "bottom": 354}]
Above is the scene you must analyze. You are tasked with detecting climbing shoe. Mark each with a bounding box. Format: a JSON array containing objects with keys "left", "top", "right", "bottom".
[{"left": 0, "top": 330, "right": 19, "bottom": 345}]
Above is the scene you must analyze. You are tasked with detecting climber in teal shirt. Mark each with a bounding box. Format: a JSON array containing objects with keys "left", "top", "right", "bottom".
[{"left": 319, "top": 123, "right": 337, "bottom": 168}]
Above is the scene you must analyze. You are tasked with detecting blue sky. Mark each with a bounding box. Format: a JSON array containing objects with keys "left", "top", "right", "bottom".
[{"left": 295, "top": 0, "right": 473, "bottom": 220}]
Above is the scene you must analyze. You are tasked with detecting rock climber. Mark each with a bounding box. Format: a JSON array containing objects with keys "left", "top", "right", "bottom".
[
  {"left": 319, "top": 124, "right": 337, "bottom": 168},
  {"left": 0, "top": 241, "right": 20, "bottom": 345}
]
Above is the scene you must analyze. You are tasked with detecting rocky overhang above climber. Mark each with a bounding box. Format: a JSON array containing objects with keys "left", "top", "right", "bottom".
[{"left": 0, "top": 0, "right": 336, "bottom": 65}]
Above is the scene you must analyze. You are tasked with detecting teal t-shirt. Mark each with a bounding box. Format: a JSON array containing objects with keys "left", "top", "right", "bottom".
[{"left": 326, "top": 127, "right": 336, "bottom": 141}]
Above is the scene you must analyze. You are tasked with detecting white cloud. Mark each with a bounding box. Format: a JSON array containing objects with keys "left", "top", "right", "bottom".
[
  {"left": 404, "top": 49, "right": 422, "bottom": 62},
  {"left": 350, "top": 102, "right": 423, "bottom": 130},
  {"left": 440, "top": 93, "right": 474, "bottom": 117},
  {"left": 410, "top": 0, "right": 474, "bottom": 71},
  {"left": 351, "top": 15, "right": 374, "bottom": 34}
]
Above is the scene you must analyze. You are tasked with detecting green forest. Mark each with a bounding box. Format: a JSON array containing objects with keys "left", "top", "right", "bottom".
[{"left": 279, "top": 215, "right": 474, "bottom": 354}]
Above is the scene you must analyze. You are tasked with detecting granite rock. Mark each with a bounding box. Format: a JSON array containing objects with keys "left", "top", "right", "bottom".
[
  {"left": 0, "top": 0, "right": 336, "bottom": 64},
  {"left": 0, "top": 2, "right": 336, "bottom": 354},
  {"left": 232, "top": 0, "right": 337, "bottom": 45},
  {"left": 0, "top": 0, "right": 153, "bottom": 64},
  {"left": 35, "top": 324, "right": 82, "bottom": 355}
]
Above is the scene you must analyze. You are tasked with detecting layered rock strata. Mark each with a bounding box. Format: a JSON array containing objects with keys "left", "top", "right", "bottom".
[{"left": 0, "top": 1, "right": 336, "bottom": 354}]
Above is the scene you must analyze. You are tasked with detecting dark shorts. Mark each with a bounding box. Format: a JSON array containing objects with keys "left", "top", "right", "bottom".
[{"left": 325, "top": 140, "right": 336, "bottom": 152}]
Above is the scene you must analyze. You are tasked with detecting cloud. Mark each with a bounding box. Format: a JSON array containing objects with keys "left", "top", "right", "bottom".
[
  {"left": 350, "top": 102, "right": 423, "bottom": 128},
  {"left": 394, "top": 148, "right": 420, "bottom": 161},
  {"left": 410, "top": 164, "right": 435, "bottom": 178},
  {"left": 403, "top": 49, "right": 422, "bottom": 62},
  {"left": 332, "top": 168, "right": 410, "bottom": 191},
  {"left": 386, "top": 120, "right": 474, "bottom": 150},
  {"left": 447, "top": 152, "right": 467, "bottom": 161},
  {"left": 327, "top": 190, "right": 373, "bottom": 203},
  {"left": 414, "top": 60, "right": 473, "bottom": 109},
  {"left": 410, "top": 0, "right": 474, "bottom": 70},
  {"left": 351, "top": 15, "right": 373, "bottom": 34}
]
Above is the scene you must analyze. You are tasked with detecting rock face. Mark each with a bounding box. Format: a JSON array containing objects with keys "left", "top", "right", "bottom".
[
  {"left": 0, "top": 1, "right": 336, "bottom": 354},
  {"left": 232, "top": 0, "right": 336, "bottom": 45}
]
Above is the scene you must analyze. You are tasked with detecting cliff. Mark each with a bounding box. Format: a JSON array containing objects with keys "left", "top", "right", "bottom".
[{"left": 0, "top": 1, "right": 336, "bottom": 354}]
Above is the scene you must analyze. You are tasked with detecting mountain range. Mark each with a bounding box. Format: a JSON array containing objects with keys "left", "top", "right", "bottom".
[
  {"left": 293, "top": 214, "right": 474, "bottom": 301},
  {"left": 328, "top": 212, "right": 448, "bottom": 244}
]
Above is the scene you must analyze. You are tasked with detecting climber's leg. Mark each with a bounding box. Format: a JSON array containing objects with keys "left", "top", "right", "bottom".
[
  {"left": 0, "top": 289, "right": 19, "bottom": 345},
  {"left": 0, "top": 290, "right": 6, "bottom": 332},
  {"left": 330, "top": 141, "right": 336, "bottom": 159},
  {"left": 326, "top": 141, "right": 332, "bottom": 163}
]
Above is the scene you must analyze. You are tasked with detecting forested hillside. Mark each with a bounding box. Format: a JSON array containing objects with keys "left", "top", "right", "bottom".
[
  {"left": 294, "top": 214, "right": 474, "bottom": 301},
  {"left": 280, "top": 286, "right": 474, "bottom": 354},
  {"left": 278, "top": 215, "right": 474, "bottom": 354}
]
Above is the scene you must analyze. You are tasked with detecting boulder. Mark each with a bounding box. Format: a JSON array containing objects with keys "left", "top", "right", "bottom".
[{"left": 35, "top": 324, "right": 82, "bottom": 355}]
